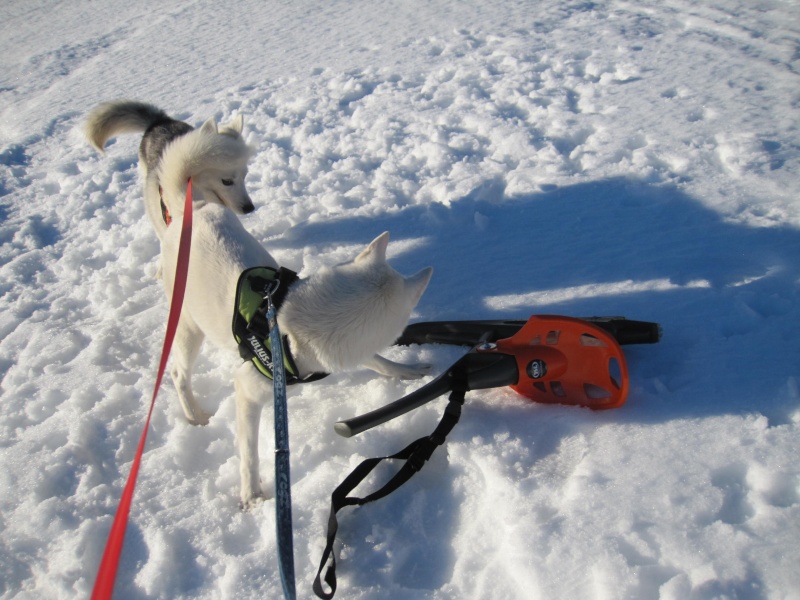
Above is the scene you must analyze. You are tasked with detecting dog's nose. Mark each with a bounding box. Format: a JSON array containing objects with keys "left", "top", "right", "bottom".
[{"left": 242, "top": 201, "right": 255, "bottom": 214}]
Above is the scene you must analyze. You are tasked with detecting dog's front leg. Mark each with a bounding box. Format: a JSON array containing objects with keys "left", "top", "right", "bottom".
[
  {"left": 235, "top": 363, "right": 269, "bottom": 509},
  {"left": 364, "top": 353, "right": 432, "bottom": 379}
]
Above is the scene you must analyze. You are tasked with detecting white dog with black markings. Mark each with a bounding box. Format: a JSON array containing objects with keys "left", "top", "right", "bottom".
[
  {"left": 91, "top": 110, "right": 434, "bottom": 507},
  {"left": 85, "top": 100, "right": 255, "bottom": 241}
]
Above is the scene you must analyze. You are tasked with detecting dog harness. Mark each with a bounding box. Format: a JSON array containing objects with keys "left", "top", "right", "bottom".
[
  {"left": 160, "top": 194, "right": 315, "bottom": 383},
  {"left": 232, "top": 266, "right": 328, "bottom": 384}
]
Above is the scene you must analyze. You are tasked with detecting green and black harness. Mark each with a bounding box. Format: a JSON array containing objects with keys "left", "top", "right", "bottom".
[{"left": 232, "top": 266, "right": 327, "bottom": 385}]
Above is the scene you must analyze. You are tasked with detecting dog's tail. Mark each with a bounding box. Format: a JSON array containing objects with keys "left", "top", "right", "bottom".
[{"left": 84, "top": 101, "right": 170, "bottom": 153}]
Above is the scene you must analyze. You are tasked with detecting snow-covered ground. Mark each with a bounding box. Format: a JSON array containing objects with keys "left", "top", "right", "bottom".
[{"left": 2, "top": 1, "right": 799, "bottom": 598}]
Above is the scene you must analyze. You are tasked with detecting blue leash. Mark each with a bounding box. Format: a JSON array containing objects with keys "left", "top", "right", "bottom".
[{"left": 266, "top": 288, "right": 296, "bottom": 600}]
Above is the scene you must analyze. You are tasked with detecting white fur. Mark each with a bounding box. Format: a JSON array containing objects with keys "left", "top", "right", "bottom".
[
  {"left": 155, "top": 118, "right": 253, "bottom": 231},
  {"left": 85, "top": 101, "right": 254, "bottom": 241},
  {"left": 278, "top": 234, "right": 433, "bottom": 375},
  {"left": 157, "top": 173, "right": 432, "bottom": 507}
]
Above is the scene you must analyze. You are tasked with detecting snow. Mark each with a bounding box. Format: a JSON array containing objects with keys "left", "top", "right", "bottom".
[{"left": 1, "top": 0, "right": 799, "bottom": 598}]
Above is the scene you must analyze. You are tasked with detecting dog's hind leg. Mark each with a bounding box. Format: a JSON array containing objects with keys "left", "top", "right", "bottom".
[
  {"left": 364, "top": 353, "right": 432, "bottom": 379},
  {"left": 170, "top": 315, "right": 211, "bottom": 425},
  {"left": 234, "top": 362, "right": 269, "bottom": 508}
]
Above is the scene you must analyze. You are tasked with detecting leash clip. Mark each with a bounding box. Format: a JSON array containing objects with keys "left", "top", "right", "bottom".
[
  {"left": 264, "top": 280, "right": 281, "bottom": 329},
  {"left": 263, "top": 278, "right": 280, "bottom": 304}
]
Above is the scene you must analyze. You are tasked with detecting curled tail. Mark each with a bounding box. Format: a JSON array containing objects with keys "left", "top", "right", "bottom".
[{"left": 84, "top": 100, "right": 170, "bottom": 152}]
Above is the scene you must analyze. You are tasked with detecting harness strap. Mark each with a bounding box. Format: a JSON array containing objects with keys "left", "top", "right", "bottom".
[{"left": 313, "top": 371, "right": 469, "bottom": 599}]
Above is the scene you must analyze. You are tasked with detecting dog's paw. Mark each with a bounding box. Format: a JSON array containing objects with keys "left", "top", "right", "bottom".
[
  {"left": 187, "top": 410, "right": 211, "bottom": 426},
  {"left": 398, "top": 362, "right": 433, "bottom": 380},
  {"left": 366, "top": 355, "right": 434, "bottom": 379},
  {"left": 239, "top": 492, "right": 267, "bottom": 512}
]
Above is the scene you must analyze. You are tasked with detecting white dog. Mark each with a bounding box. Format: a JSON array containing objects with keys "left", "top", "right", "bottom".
[
  {"left": 85, "top": 100, "right": 254, "bottom": 240},
  {"left": 140, "top": 119, "right": 433, "bottom": 507}
]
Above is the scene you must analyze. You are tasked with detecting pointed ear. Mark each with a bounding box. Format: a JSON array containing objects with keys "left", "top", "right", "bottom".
[
  {"left": 225, "top": 114, "right": 244, "bottom": 134},
  {"left": 355, "top": 231, "right": 390, "bottom": 264},
  {"left": 200, "top": 117, "right": 219, "bottom": 135},
  {"left": 405, "top": 267, "right": 433, "bottom": 304}
]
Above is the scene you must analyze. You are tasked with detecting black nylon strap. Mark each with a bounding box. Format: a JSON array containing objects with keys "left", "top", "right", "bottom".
[{"left": 313, "top": 383, "right": 467, "bottom": 599}]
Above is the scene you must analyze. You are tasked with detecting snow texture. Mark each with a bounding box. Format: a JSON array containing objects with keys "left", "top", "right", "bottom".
[{"left": 1, "top": 1, "right": 799, "bottom": 598}]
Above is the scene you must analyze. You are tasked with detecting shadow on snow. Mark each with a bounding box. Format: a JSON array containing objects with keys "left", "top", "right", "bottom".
[{"left": 269, "top": 176, "right": 800, "bottom": 427}]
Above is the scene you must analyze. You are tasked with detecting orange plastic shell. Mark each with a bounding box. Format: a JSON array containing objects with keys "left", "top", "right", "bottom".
[{"left": 477, "top": 315, "right": 629, "bottom": 409}]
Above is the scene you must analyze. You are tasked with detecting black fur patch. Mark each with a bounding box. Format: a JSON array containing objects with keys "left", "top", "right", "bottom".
[{"left": 140, "top": 118, "right": 194, "bottom": 173}]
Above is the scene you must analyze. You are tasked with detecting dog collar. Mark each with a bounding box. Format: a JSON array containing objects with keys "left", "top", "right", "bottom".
[{"left": 158, "top": 185, "right": 172, "bottom": 225}]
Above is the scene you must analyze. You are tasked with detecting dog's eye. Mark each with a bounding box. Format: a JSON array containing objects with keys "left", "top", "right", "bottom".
[{"left": 221, "top": 178, "right": 234, "bottom": 186}]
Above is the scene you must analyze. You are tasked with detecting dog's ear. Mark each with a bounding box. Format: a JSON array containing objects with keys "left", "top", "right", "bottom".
[
  {"left": 355, "top": 231, "right": 390, "bottom": 264},
  {"left": 224, "top": 114, "right": 244, "bottom": 134},
  {"left": 404, "top": 267, "right": 433, "bottom": 304},
  {"left": 200, "top": 117, "right": 219, "bottom": 135}
]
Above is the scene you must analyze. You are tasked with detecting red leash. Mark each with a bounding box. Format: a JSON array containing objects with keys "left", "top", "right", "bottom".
[{"left": 91, "top": 179, "right": 194, "bottom": 600}]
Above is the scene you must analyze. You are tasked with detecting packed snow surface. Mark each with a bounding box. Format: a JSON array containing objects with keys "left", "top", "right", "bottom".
[{"left": 2, "top": 1, "right": 799, "bottom": 598}]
